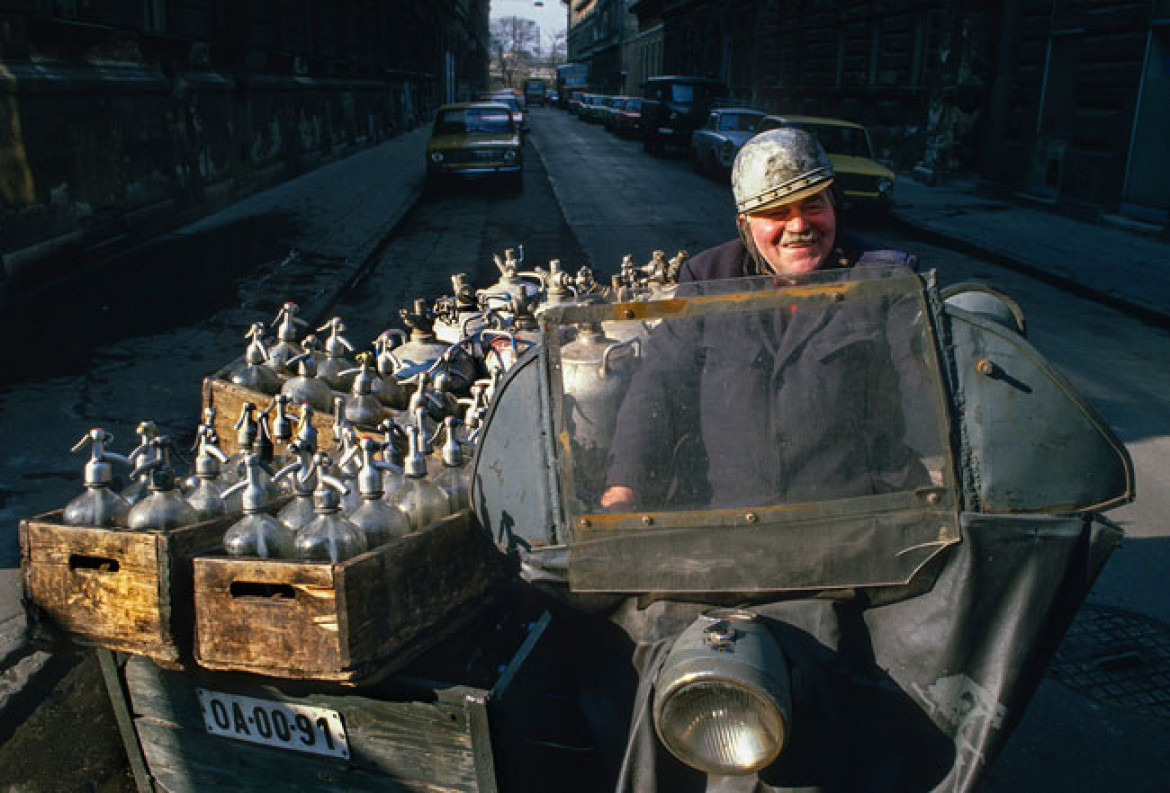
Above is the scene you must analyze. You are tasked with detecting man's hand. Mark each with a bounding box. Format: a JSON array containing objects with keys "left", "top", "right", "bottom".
[{"left": 600, "top": 485, "right": 636, "bottom": 511}]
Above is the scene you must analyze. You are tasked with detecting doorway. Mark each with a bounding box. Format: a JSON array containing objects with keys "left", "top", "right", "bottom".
[{"left": 1122, "top": 25, "right": 1170, "bottom": 221}]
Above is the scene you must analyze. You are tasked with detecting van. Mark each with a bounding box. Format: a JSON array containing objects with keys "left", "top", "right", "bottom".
[{"left": 639, "top": 75, "right": 729, "bottom": 155}]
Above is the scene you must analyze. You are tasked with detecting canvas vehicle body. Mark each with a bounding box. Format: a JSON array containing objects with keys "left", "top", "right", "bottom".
[{"left": 470, "top": 265, "right": 1133, "bottom": 792}]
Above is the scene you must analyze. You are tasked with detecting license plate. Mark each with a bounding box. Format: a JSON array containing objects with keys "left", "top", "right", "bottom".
[
  {"left": 658, "top": 127, "right": 674, "bottom": 135},
  {"left": 197, "top": 688, "right": 350, "bottom": 760}
]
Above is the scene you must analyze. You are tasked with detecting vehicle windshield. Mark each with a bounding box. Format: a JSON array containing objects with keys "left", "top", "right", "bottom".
[
  {"left": 543, "top": 267, "right": 958, "bottom": 592},
  {"left": 719, "top": 112, "right": 764, "bottom": 132},
  {"left": 650, "top": 81, "right": 727, "bottom": 106},
  {"left": 798, "top": 123, "right": 873, "bottom": 157},
  {"left": 434, "top": 107, "right": 514, "bottom": 135}
]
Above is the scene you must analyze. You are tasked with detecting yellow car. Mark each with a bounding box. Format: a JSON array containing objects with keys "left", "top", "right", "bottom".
[
  {"left": 426, "top": 102, "right": 523, "bottom": 191},
  {"left": 758, "top": 114, "right": 895, "bottom": 210}
]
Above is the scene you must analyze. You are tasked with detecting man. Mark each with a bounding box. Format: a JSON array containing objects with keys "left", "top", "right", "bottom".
[{"left": 599, "top": 128, "right": 924, "bottom": 511}]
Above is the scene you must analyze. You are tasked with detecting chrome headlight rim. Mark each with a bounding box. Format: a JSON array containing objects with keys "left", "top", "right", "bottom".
[
  {"left": 652, "top": 609, "right": 792, "bottom": 776},
  {"left": 654, "top": 671, "right": 788, "bottom": 775},
  {"left": 429, "top": 150, "right": 444, "bottom": 164}
]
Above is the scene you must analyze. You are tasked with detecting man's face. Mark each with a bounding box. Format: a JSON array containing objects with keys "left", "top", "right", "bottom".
[{"left": 742, "top": 188, "right": 837, "bottom": 276}]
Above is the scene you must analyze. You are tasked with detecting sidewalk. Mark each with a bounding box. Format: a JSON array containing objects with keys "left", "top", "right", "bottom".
[{"left": 890, "top": 176, "right": 1170, "bottom": 325}]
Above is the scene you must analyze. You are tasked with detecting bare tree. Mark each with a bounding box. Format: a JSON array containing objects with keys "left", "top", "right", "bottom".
[
  {"left": 491, "top": 16, "right": 539, "bottom": 89},
  {"left": 547, "top": 29, "right": 567, "bottom": 67}
]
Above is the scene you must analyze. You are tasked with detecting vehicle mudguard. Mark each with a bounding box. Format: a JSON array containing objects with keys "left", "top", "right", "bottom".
[{"left": 945, "top": 303, "right": 1134, "bottom": 513}]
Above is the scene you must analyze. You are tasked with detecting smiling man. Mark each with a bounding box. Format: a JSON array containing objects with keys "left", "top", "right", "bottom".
[{"left": 678, "top": 127, "right": 863, "bottom": 282}]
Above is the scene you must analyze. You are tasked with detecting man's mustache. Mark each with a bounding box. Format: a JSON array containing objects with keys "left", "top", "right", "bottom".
[{"left": 782, "top": 230, "right": 819, "bottom": 246}]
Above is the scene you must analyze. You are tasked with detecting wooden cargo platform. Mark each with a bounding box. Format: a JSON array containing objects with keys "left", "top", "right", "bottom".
[{"left": 100, "top": 600, "right": 555, "bottom": 793}]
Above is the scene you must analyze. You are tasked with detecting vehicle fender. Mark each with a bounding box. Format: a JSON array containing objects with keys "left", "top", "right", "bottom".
[
  {"left": 946, "top": 303, "right": 1134, "bottom": 513},
  {"left": 470, "top": 346, "right": 559, "bottom": 554}
]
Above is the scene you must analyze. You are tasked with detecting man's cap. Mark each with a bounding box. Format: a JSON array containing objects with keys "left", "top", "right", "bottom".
[{"left": 732, "top": 128, "right": 835, "bottom": 214}]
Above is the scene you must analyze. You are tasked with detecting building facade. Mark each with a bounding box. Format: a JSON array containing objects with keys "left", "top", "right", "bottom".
[
  {"left": 567, "top": 0, "right": 638, "bottom": 94},
  {"left": 0, "top": 0, "right": 490, "bottom": 291},
  {"left": 567, "top": 0, "right": 1169, "bottom": 230}
]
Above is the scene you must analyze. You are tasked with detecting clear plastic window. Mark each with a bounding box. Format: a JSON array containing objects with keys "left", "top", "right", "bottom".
[{"left": 549, "top": 270, "right": 950, "bottom": 517}]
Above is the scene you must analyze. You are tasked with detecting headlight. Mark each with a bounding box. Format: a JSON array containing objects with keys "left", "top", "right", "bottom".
[
  {"left": 503, "top": 148, "right": 518, "bottom": 162},
  {"left": 669, "top": 111, "right": 678, "bottom": 122},
  {"left": 653, "top": 609, "right": 791, "bottom": 775},
  {"left": 878, "top": 177, "right": 893, "bottom": 195},
  {"left": 430, "top": 151, "right": 444, "bottom": 164}
]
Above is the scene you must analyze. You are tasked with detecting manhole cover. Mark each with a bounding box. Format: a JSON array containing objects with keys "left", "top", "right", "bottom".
[{"left": 1049, "top": 604, "right": 1170, "bottom": 719}]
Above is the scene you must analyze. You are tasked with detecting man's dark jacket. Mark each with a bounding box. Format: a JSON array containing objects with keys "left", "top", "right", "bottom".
[{"left": 604, "top": 238, "right": 927, "bottom": 509}]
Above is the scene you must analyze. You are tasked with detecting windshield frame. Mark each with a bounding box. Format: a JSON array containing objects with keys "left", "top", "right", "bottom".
[{"left": 538, "top": 268, "right": 962, "bottom": 594}]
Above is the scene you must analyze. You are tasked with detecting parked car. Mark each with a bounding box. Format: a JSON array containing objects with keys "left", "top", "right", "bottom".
[
  {"left": 639, "top": 75, "right": 729, "bottom": 154},
  {"left": 579, "top": 94, "right": 611, "bottom": 124},
  {"left": 690, "top": 107, "right": 766, "bottom": 176},
  {"left": 480, "top": 91, "right": 527, "bottom": 132},
  {"left": 611, "top": 97, "right": 643, "bottom": 137},
  {"left": 566, "top": 91, "right": 585, "bottom": 114},
  {"left": 425, "top": 102, "right": 523, "bottom": 192},
  {"left": 602, "top": 95, "right": 634, "bottom": 132},
  {"left": 758, "top": 114, "right": 895, "bottom": 210}
]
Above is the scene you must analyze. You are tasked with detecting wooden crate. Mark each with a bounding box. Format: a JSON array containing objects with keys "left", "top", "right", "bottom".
[
  {"left": 20, "top": 511, "right": 229, "bottom": 667},
  {"left": 193, "top": 510, "right": 515, "bottom": 684},
  {"left": 201, "top": 363, "right": 340, "bottom": 457},
  {"left": 101, "top": 599, "right": 555, "bottom": 793},
  {"left": 201, "top": 363, "right": 403, "bottom": 457}
]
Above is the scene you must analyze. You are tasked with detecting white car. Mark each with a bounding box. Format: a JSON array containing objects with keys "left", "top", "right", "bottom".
[{"left": 690, "top": 108, "right": 766, "bottom": 177}]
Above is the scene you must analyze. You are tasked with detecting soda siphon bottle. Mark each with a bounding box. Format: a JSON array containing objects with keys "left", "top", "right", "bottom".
[
  {"left": 412, "top": 406, "right": 445, "bottom": 479},
  {"left": 266, "top": 302, "right": 307, "bottom": 375},
  {"left": 185, "top": 427, "right": 233, "bottom": 521},
  {"left": 378, "top": 419, "right": 407, "bottom": 500},
  {"left": 294, "top": 456, "right": 368, "bottom": 563},
  {"left": 63, "top": 429, "right": 132, "bottom": 527},
  {"left": 316, "top": 316, "right": 357, "bottom": 392},
  {"left": 373, "top": 330, "right": 409, "bottom": 409},
  {"left": 281, "top": 345, "right": 333, "bottom": 412},
  {"left": 433, "top": 417, "right": 471, "bottom": 513},
  {"left": 340, "top": 353, "right": 386, "bottom": 430},
  {"left": 387, "top": 425, "right": 450, "bottom": 532},
  {"left": 127, "top": 436, "right": 199, "bottom": 530},
  {"left": 121, "top": 420, "right": 160, "bottom": 505},
  {"left": 273, "top": 440, "right": 320, "bottom": 532},
  {"left": 221, "top": 454, "right": 296, "bottom": 558},
  {"left": 344, "top": 437, "right": 410, "bottom": 549},
  {"left": 230, "top": 322, "right": 281, "bottom": 394}
]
